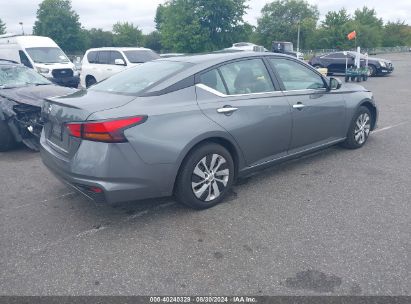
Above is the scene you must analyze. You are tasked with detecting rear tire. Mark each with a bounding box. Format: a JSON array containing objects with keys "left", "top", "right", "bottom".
[
  {"left": 175, "top": 143, "right": 235, "bottom": 209},
  {"left": 341, "top": 106, "right": 372, "bottom": 149},
  {"left": 0, "top": 119, "right": 16, "bottom": 152}
]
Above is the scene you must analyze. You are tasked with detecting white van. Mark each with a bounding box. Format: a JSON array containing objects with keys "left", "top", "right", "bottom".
[
  {"left": 80, "top": 47, "right": 160, "bottom": 88},
  {"left": 0, "top": 34, "right": 79, "bottom": 88}
]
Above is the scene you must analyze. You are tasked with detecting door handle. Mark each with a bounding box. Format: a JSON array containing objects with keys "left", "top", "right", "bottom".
[
  {"left": 293, "top": 103, "right": 305, "bottom": 110},
  {"left": 217, "top": 107, "right": 238, "bottom": 114}
]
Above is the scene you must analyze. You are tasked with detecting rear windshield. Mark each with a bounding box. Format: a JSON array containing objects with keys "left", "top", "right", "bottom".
[
  {"left": 25, "top": 47, "right": 70, "bottom": 64},
  {"left": 123, "top": 50, "right": 160, "bottom": 63},
  {"left": 0, "top": 66, "right": 51, "bottom": 89},
  {"left": 90, "top": 60, "right": 191, "bottom": 95}
]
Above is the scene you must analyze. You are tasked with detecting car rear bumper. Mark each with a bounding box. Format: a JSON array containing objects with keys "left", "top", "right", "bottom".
[
  {"left": 48, "top": 76, "right": 80, "bottom": 88},
  {"left": 40, "top": 133, "right": 176, "bottom": 204}
]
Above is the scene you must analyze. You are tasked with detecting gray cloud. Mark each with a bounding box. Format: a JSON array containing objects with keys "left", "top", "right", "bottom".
[{"left": 1, "top": 0, "right": 410, "bottom": 35}]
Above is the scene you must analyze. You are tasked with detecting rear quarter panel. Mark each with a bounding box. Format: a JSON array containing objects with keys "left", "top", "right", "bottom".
[{"left": 87, "top": 86, "right": 246, "bottom": 185}]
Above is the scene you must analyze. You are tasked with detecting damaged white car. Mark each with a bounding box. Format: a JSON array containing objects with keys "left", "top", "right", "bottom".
[{"left": 0, "top": 60, "right": 75, "bottom": 151}]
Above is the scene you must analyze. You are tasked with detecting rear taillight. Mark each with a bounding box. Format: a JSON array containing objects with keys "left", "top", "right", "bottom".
[{"left": 66, "top": 116, "right": 146, "bottom": 143}]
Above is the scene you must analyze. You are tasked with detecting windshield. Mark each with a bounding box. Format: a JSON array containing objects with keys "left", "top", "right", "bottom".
[
  {"left": 25, "top": 47, "right": 70, "bottom": 64},
  {"left": 0, "top": 66, "right": 51, "bottom": 89},
  {"left": 123, "top": 50, "right": 160, "bottom": 63},
  {"left": 90, "top": 60, "right": 191, "bottom": 95}
]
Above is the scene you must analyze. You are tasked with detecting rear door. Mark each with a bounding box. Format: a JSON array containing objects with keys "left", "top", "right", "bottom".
[
  {"left": 196, "top": 58, "right": 292, "bottom": 166},
  {"left": 268, "top": 57, "right": 346, "bottom": 153},
  {"left": 95, "top": 50, "right": 112, "bottom": 82}
]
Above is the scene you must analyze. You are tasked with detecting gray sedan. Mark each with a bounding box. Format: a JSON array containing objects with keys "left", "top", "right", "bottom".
[{"left": 40, "top": 52, "right": 378, "bottom": 209}]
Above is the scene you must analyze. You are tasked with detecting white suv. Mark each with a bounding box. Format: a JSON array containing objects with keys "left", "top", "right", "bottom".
[{"left": 80, "top": 47, "right": 160, "bottom": 88}]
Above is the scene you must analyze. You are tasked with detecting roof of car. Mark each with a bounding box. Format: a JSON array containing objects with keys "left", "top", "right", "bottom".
[
  {"left": 85, "top": 47, "right": 153, "bottom": 52},
  {"left": 158, "top": 51, "right": 288, "bottom": 65}
]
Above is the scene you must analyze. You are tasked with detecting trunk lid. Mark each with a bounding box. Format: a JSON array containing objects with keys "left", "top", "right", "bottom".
[
  {"left": 0, "top": 84, "right": 75, "bottom": 107},
  {"left": 42, "top": 89, "right": 137, "bottom": 156}
]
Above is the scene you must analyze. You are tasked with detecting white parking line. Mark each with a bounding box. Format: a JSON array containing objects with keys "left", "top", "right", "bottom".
[
  {"left": 31, "top": 200, "right": 176, "bottom": 255},
  {"left": 373, "top": 121, "right": 409, "bottom": 134}
]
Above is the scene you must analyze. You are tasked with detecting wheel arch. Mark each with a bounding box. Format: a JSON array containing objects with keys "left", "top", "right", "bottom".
[
  {"left": 172, "top": 133, "right": 245, "bottom": 194},
  {"left": 358, "top": 99, "right": 378, "bottom": 130}
]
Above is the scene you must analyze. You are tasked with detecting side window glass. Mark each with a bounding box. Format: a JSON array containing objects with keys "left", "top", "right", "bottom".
[
  {"left": 19, "top": 51, "right": 32, "bottom": 68},
  {"left": 110, "top": 51, "right": 125, "bottom": 65},
  {"left": 98, "top": 51, "right": 110, "bottom": 64},
  {"left": 270, "top": 58, "right": 325, "bottom": 91},
  {"left": 199, "top": 69, "right": 227, "bottom": 95},
  {"left": 219, "top": 59, "right": 274, "bottom": 95},
  {"left": 87, "top": 51, "right": 98, "bottom": 64}
]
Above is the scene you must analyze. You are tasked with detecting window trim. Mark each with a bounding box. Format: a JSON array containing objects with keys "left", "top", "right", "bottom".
[
  {"left": 267, "top": 56, "right": 328, "bottom": 92},
  {"left": 87, "top": 51, "right": 99, "bottom": 64},
  {"left": 96, "top": 50, "right": 111, "bottom": 65},
  {"left": 195, "top": 57, "right": 281, "bottom": 97},
  {"left": 110, "top": 50, "right": 127, "bottom": 66}
]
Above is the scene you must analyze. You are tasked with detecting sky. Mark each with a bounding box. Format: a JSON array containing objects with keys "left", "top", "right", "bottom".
[{"left": 1, "top": 0, "right": 411, "bottom": 35}]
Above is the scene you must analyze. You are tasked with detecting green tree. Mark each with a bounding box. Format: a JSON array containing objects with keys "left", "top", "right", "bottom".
[
  {"left": 255, "top": 0, "right": 319, "bottom": 50},
  {"left": 157, "top": 0, "right": 249, "bottom": 53},
  {"left": 157, "top": 0, "right": 208, "bottom": 52},
  {"left": 155, "top": 4, "right": 167, "bottom": 31},
  {"left": 85, "top": 28, "right": 114, "bottom": 48},
  {"left": 33, "top": 0, "right": 85, "bottom": 53},
  {"left": 316, "top": 9, "right": 352, "bottom": 49},
  {"left": 350, "top": 7, "right": 383, "bottom": 48},
  {"left": 0, "top": 18, "right": 6, "bottom": 35},
  {"left": 143, "top": 31, "right": 162, "bottom": 52},
  {"left": 382, "top": 21, "right": 411, "bottom": 47},
  {"left": 112, "top": 22, "right": 143, "bottom": 47}
]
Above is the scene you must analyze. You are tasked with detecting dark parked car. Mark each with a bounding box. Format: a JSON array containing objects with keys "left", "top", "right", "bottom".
[
  {"left": 309, "top": 51, "right": 394, "bottom": 76},
  {"left": 40, "top": 52, "right": 378, "bottom": 209},
  {"left": 0, "top": 60, "right": 75, "bottom": 151}
]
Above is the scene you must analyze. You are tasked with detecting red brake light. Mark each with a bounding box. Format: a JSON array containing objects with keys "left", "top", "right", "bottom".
[{"left": 66, "top": 116, "right": 146, "bottom": 143}]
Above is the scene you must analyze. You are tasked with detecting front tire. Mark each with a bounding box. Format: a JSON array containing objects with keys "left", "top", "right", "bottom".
[
  {"left": 175, "top": 143, "right": 235, "bottom": 209},
  {"left": 341, "top": 106, "right": 372, "bottom": 149},
  {"left": 368, "top": 65, "right": 377, "bottom": 77},
  {"left": 86, "top": 76, "right": 97, "bottom": 88},
  {"left": 0, "top": 119, "right": 16, "bottom": 152}
]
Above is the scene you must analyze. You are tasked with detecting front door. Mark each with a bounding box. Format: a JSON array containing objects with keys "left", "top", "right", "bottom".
[{"left": 268, "top": 57, "right": 346, "bottom": 153}]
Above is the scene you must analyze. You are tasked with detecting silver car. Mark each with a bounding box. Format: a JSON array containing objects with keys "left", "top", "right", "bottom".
[{"left": 40, "top": 52, "right": 378, "bottom": 209}]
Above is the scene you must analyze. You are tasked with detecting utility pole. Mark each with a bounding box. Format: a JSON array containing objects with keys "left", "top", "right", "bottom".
[
  {"left": 297, "top": 22, "right": 301, "bottom": 53},
  {"left": 19, "top": 22, "right": 24, "bottom": 35}
]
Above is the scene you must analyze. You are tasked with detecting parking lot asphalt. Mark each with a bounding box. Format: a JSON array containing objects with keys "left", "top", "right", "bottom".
[{"left": 1, "top": 53, "right": 410, "bottom": 296}]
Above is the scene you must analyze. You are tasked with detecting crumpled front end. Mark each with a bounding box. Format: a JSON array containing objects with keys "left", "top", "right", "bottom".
[{"left": 0, "top": 97, "right": 43, "bottom": 151}]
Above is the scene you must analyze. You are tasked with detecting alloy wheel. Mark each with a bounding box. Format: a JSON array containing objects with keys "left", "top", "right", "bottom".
[
  {"left": 191, "top": 154, "right": 230, "bottom": 202},
  {"left": 354, "top": 113, "right": 371, "bottom": 145}
]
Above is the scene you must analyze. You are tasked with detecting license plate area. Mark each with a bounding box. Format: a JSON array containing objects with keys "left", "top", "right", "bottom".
[{"left": 50, "top": 122, "right": 63, "bottom": 141}]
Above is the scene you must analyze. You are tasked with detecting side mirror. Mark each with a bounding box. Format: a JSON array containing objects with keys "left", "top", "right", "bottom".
[
  {"left": 114, "top": 59, "right": 126, "bottom": 66},
  {"left": 329, "top": 77, "right": 342, "bottom": 90}
]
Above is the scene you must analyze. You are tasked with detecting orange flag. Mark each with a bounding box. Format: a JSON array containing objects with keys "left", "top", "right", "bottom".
[{"left": 347, "top": 31, "right": 357, "bottom": 40}]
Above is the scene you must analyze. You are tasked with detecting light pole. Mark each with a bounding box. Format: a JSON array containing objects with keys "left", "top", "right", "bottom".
[
  {"left": 19, "top": 22, "right": 24, "bottom": 35},
  {"left": 296, "top": 22, "right": 301, "bottom": 53}
]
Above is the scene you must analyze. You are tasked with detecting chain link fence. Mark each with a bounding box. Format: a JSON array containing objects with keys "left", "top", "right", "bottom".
[{"left": 301, "top": 46, "right": 411, "bottom": 59}]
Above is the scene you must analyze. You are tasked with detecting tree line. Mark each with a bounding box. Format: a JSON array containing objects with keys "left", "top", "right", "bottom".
[{"left": 1, "top": 0, "right": 411, "bottom": 54}]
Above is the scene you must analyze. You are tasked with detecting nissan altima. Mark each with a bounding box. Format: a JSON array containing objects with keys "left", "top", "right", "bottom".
[{"left": 40, "top": 52, "right": 378, "bottom": 209}]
